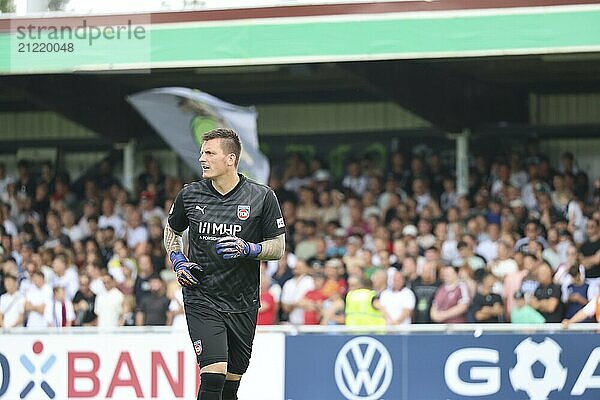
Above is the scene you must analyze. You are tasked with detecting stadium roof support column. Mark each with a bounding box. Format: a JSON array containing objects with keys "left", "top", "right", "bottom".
[
  {"left": 455, "top": 130, "right": 469, "bottom": 197},
  {"left": 123, "top": 138, "right": 136, "bottom": 194}
]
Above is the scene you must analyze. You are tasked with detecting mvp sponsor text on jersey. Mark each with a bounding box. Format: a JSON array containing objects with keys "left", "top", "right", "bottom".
[{"left": 198, "top": 221, "right": 242, "bottom": 240}]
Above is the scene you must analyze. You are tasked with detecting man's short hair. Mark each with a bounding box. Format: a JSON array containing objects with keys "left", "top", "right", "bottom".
[{"left": 203, "top": 128, "right": 242, "bottom": 166}]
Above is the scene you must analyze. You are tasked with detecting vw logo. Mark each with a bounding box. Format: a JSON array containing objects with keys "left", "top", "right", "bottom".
[{"left": 334, "top": 337, "right": 393, "bottom": 400}]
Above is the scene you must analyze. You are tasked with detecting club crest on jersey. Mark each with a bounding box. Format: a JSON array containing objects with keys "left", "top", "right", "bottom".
[
  {"left": 237, "top": 205, "right": 250, "bottom": 221},
  {"left": 193, "top": 339, "right": 203, "bottom": 355}
]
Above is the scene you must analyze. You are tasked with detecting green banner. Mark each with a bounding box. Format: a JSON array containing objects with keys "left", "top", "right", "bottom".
[{"left": 1, "top": 7, "right": 600, "bottom": 74}]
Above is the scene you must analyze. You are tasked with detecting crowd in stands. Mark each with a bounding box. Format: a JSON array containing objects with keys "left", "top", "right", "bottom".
[{"left": 1, "top": 141, "right": 600, "bottom": 330}]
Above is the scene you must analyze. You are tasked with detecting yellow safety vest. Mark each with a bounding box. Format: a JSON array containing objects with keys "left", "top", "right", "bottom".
[{"left": 345, "top": 289, "right": 386, "bottom": 326}]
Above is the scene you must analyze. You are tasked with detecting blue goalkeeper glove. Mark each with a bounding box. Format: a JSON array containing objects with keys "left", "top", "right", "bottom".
[
  {"left": 215, "top": 236, "right": 262, "bottom": 260},
  {"left": 170, "top": 252, "right": 204, "bottom": 287}
]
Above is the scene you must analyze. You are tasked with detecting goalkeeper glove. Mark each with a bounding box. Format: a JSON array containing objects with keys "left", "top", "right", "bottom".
[
  {"left": 215, "top": 236, "right": 262, "bottom": 260},
  {"left": 170, "top": 252, "right": 204, "bottom": 287}
]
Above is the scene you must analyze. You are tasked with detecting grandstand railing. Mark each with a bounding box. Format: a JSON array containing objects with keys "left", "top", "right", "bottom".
[{"left": 2, "top": 323, "right": 598, "bottom": 335}]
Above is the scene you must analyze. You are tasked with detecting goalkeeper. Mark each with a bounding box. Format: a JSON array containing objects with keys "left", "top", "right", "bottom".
[{"left": 163, "top": 128, "right": 286, "bottom": 400}]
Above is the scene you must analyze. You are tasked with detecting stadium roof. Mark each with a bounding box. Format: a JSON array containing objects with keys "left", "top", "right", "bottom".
[{"left": 1, "top": 1, "right": 600, "bottom": 141}]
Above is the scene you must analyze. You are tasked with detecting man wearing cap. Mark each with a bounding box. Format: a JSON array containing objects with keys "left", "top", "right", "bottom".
[{"left": 511, "top": 290, "right": 545, "bottom": 324}]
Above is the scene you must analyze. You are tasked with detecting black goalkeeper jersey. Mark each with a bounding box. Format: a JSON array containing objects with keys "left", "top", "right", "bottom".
[{"left": 168, "top": 174, "right": 285, "bottom": 313}]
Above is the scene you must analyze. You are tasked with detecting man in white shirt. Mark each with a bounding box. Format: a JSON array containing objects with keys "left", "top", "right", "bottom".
[
  {"left": 125, "top": 209, "right": 148, "bottom": 250},
  {"left": 280, "top": 260, "right": 314, "bottom": 324},
  {"left": 62, "top": 209, "right": 86, "bottom": 243},
  {"left": 24, "top": 270, "right": 53, "bottom": 328},
  {"left": 377, "top": 270, "right": 416, "bottom": 325},
  {"left": 51, "top": 255, "right": 79, "bottom": 301},
  {"left": 476, "top": 223, "right": 500, "bottom": 263},
  {"left": 98, "top": 197, "right": 126, "bottom": 238},
  {"left": 0, "top": 274, "right": 25, "bottom": 328},
  {"left": 94, "top": 274, "right": 124, "bottom": 327}
]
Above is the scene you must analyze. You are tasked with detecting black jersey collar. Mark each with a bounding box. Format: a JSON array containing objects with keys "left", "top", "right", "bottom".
[{"left": 208, "top": 173, "right": 246, "bottom": 199}]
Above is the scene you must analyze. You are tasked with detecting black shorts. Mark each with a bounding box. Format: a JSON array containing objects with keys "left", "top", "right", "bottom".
[{"left": 185, "top": 304, "right": 258, "bottom": 375}]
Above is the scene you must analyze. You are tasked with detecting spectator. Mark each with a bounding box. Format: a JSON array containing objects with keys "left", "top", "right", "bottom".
[
  {"left": 412, "top": 178, "right": 431, "bottom": 214},
  {"left": 51, "top": 254, "right": 79, "bottom": 301},
  {"left": 257, "top": 271, "right": 277, "bottom": 325},
  {"left": 139, "top": 191, "right": 166, "bottom": 225},
  {"left": 134, "top": 254, "right": 157, "bottom": 305},
  {"left": 107, "top": 239, "right": 137, "bottom": 284},
  {"left": 97, "top": 226, "right": 116, "bottom": 266},
  {"left": 294, "top": 220, "right": 319, "bottom": 261},
  {"left": 554, "top": 245, "right": 584, "bottom": 295},
  {"left": 45, "top": 286, "right": 75, "bottom": 327},
  {"left": 411, "top": 261, "right": 439, "bottom": 323},
  {"left": 378, "top": 270, "right": 415, "bottom": 325},
  {"left": 580, "top": 219, "right": 600, "bottom": 289},
  {"left": 562, "top": 296, "right": 599, "bottom": 327},
  {"left": 366, "top": 266, "right": 384, "bottom": 290},
  {"left": 529, "top": 262, "right": 563, "bottom": 322},
  {"left": 344, "top": 275, "right": 385, "bottom": 326},
  {"left": 78, "top": 200, "right": 98, "bottom": 238},
  {"left": 453, "top": 240, "right": 486, "bottom": 275},
  {"left": 469, "top": 273, "right": 504, "bottom": 323},
  {"left": 299, "top": 272, "right": 328, "bottom": 325},
  {"left": 489, "top": 240, "right": 518, "bottom": 280},
  {"left": 0, "top": 273, "right": 25, "bottom": 328},
  {"left": 342, "top": 160, "right": 368, "bottom": 196},
  {"left": 565, "top": 192, "right": 586, "bottom": 245},
  {"left": 440, "top": 176, "right": 458, "bottom": 211},
  {"left": 563, "top": 265, "right": 597, "bottom": 322},
  {"left": 86, "top": 261, "right": 106, "bottom": 295},
  {"left": 125, "top": 209, "right": 148, "bottom": 250},
  {"left": 491, "top": 162, "right": 510, "bottom": 198},
  {"left": 511, "top": 290, "right": 545, "bottom": 324},
  {"left": 0, "top": 163, "right": 14, "bottom": 195},
  {"left": 306, "top": 237, "right": 329, "bottom": 270},
  {"left": 283, "top": 156, "right": 312, "bottom": 193},
  {"left": 98, "top": 196, "right": 125, "bottom": 237},
  {"left": 61, "top": 209, "right": 85, "bottom": 243},
  {"left": 315, "top": 190, "right": 339, "bottom": 225},
  {"left": 117, "top": 261, "right": 136, "bottom": 296},
  {"left": 166, "top": 280, "right": 186, "bottom": 329},
  {"left": 43, "top": 211, "right": 71, "bottom": 250},
  {"left": 271, "top": 252, "right": 294, "bottom": 289},
  {"left": 559, "top": 151, "right": 578, "bottom": 175},
  {"left": 72, "top": 274, "right": 97, "bottom": 326},
  {"left": 135, "top": 277, "right": 169, "bottom": 326},
  {"left": 542, "top": 227, "right": 562, "bottom": 270},
  {"left": 24, "top": 269, "right": 52, "bottom": 328},
  {"left": 476, "top": 223, "right": 500, "bottom": 264},
  {"left": 458, "top": 265, "right": 478, "bottom": 300},
  {"left": 15, "top": 160, "right": 36, "bottom": 199},
  {"left": 326, "top": 227, "right": 347, "bottom": 258},
  {"left": 94, "top": 274, "right": 124, "bottom": 327},
  {"left": 321, "top": 258, "right": 347, "bottom": 298},
  {"left": 514, "top": 221, "right": 548, "bottom": 252},
  {"left": 320, "top": 289, "right": 346, "bottom": 326},
  {"left": 416, "top": 218, "right": 436, "bottom": 251},
  {"left": 119, "top": 295, "right": 136, "bottom": 326},
  {"left": 137, "top": 156, "right": 166, "bottom": 202},
  {"left": 296, "top": 187, "right": 319, "bottom": 222},
  {"left": 430, "top": 266, "right": 470, "bottom": 323},
  {"left": 280, "top": 260, "right": 314, "bottom": 324}
]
